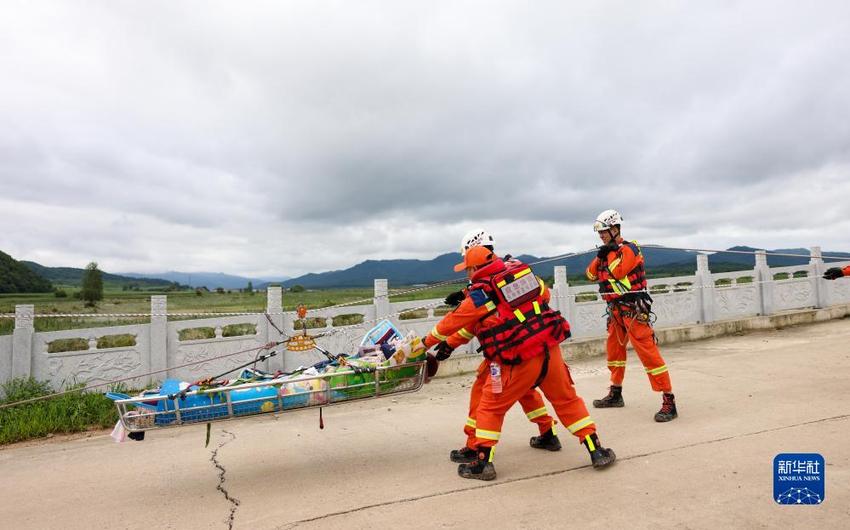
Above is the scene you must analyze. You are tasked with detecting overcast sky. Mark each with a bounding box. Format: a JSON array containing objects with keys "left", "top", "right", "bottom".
[{"left": 1, "top": 1, "right": 849, "bottom": 278}]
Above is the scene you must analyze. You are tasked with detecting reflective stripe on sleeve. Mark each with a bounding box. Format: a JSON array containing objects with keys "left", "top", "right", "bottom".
[
  {"left": 465, "top": 417, "right": 476, "bottom": 428},
  {"left": 458, "top": 328, "right": 474, "bottom": 340}
]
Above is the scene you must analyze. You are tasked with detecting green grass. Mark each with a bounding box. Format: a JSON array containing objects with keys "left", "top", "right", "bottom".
[
  {"left": 332, "top": 313, "right": 365, "bottom": 326},
  {"left": 177, "top": 327, "right": 215, "bottom": 341},
  {"left": 0, "top": 284, "right": 467, "bottom": 336},
  {"left": 97, "top": 334, "right": 137, "bottom": 349},
  {"left": 0, "top": 377, "right": 118, "bottom": 445},
  {"left": 46, "top": 338, "right": 88, "bottom": 354},
  {"left": 175, "top": 323, "right": 259, "bottom": 341},
  {"left": 222, "top": 323, "right": 257, "bottom": 337},
  {"left": 773, "top": 272, "right": 807, "bottom": 281},
  {"left": 574, "top": 292, "right": 598, "bottom": 303}
]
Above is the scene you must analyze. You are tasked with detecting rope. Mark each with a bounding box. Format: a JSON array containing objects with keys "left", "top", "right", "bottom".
[
  {"left": 0, "top": 341, "right": 283, "bottom": 410},
  {"left": 0, "top": 311, "right": 283, "bottom": 319},
  {"left": 640, "top": 245, "right": 850, "bottom": 261},
  {"left": 0, "top": 248, "right": 596, "bottom": 320},
  {"left": 0, "top": 275, "right": 832, "bottom": 319},
  {"left": 1, "top": 244, "right": 846, "bottom": 408},
  {"left": 0, "top": 246, "right": 846, "bottom": 320}
]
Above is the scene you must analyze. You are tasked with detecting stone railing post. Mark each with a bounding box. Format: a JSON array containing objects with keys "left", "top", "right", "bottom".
[
  {"left": 12, "top": 304, "right": 34, "bottom": 379},
  {"left": 266, "top": 286, "right": 285, "bottom": 371},
  {"left": 696, "top": 253, "right": 715, "bottom": 323},
  {"left": 374, "top": 279, "right": 390, "bottom": 320},
  {"left": 754, "top": 250, "right": 774, "bottom": 316},
  {"left": 809, "top": 246, "right": 828, "bottom": 308},
  {"left": 150, "top": 296, "right": 168, "bottom": 383},
  {"left": 552, "top": 266, "right": 572, "bottom": 323}
]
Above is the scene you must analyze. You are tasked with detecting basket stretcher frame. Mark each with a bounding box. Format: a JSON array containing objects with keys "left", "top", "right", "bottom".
[{"left": 110, "top": 360, "right": 426, "bottom": 432}]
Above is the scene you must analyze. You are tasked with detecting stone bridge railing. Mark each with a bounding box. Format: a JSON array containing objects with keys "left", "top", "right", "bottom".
[{"left": 2, "top": 247, "right": 849, "bottom": 390}]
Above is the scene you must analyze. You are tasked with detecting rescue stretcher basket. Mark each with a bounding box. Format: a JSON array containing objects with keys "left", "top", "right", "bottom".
[{"left": 108, "top": 360, "right": 426, "bottom": 433}]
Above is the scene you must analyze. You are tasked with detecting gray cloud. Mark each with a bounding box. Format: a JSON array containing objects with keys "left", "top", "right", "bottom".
[{"left": 1, "top": 1, "right": 849, "bottom": 277}]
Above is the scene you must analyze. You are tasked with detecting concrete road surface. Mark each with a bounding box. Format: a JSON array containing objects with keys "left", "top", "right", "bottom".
[{"left": 2, "top": 319, "right": 849, "bottom": 529}]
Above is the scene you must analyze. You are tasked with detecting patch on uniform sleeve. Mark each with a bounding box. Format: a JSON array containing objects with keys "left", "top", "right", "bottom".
[{"left": 469, "top": 289, "right": 491, "bottom": 308}]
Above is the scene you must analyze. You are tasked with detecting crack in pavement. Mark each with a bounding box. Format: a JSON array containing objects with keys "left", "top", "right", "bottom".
[
  {"left": 210, "top": 430, "right": 241, "bottom": 530},
  {"left": 277, "top": 412, "right": 850, "bottom": 529}
]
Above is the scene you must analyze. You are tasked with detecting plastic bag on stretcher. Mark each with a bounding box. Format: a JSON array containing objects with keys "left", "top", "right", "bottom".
[{"left": 326, "top": 325, "right": 427, "bottom": 398}]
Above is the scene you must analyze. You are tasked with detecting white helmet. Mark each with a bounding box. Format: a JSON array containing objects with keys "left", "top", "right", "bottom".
[
  {"left": 593, "top": 209, "right": 623, "bottom": 232},
  {"left": 460, "top": 228, "right": 495, "bottom": 256}
]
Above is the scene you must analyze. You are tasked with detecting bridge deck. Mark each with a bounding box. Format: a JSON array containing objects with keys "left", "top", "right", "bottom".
[{"left": 2, "top": 319, "right": 848, "bottom": 529}]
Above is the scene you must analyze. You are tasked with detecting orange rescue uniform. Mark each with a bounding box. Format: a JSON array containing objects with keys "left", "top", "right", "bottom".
[
  {"left": 442, "top": 298, "right": 556, "bottom": 449},
  {"left": 425, "top": 260, "right": 595, "bottom": 449},
  {"left": 586, "top": 240, "right": 672, "bottom": 392}
]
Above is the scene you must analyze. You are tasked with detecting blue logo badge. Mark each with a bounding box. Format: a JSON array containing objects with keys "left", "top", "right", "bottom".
[{"left": 774, "top": 453, "right": 824, "bottom": 505}]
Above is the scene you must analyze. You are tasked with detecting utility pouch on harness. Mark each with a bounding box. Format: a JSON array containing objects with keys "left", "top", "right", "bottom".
[
  {"left": 495, "top": 266, "right": 540, "bottom": 308},
  {"left": 614, "top": 291, "right": 654, "bottom": 322}
]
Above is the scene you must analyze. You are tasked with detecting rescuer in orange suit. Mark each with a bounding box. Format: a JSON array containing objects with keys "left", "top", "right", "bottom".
[
  {"left": 585, "top": 209, "right": 677, "bottom": 422},
  {"left": 424, "top": 245, "right": 616, "bottom": 480},
  {"left": 436, "top": 229, "right": 562, "bottom": 464},
  {"left": 824, "top": 265, "right": 850, "bottom": 280}
]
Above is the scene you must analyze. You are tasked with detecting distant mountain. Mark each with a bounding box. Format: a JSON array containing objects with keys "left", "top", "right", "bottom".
[
  {"left": 0, "top": 251, "right": 53, "bottom": 293},
  {"left": 281, "top": 247, "right": 700, "bottom": 288},
  {"left": 697, "top": 246, "right": 850, "bottom": 267},
  {"left": 255, "top": 275, "right": 291, "bottom": 284},
  {"left": 282, "top": 246, "right": 850, "bottom": 288},
  {"left": 22, "top": 261, "right": 177, "bottom": 288},
  {"left": 121, "top": 271, "right": 281, "bottom": 290},
  {"left": 11, "top": 245, "right": 847, "bottom": 293}
]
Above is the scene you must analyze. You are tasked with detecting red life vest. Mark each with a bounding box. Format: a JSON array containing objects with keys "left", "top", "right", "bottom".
[
  {"left": 595, "top": 241, "right": 648, "bottom": 303},
  {"left": 471, "top": 259, "right": 571, "bottom": 365}
]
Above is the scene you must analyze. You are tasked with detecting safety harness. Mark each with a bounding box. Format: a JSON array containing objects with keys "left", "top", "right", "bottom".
[
  {"left": 596, "top": 241, "right": 649, "bottom": 302},
  {"left": 596, "top": 241, "right": 658, "bottom": 344}
]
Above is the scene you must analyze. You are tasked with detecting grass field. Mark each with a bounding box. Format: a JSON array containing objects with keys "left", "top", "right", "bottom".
[
  {"left": 0, "top": 377, "right": 118, "bottom": 445},
  {"left": 0, "top": 283, "right": 467, "bottom": 336},
  {"left": 1, "top": 268, "right": 720, "bottom": 336}
]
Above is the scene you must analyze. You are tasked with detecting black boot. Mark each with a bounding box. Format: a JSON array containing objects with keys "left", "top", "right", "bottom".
[
  {"left": 128, "top": 431, "right": 145, "bottom": 442},
  {"left": 529, "top": 427, "right": 562, "bottom": 451},
  {"left": 592, "top": 385, "right": 624, "bottom": 408},
  {"left": 450, "top": 446, "right": 478, "bottom": 463},
  {"left": 582, "top": 433, "right": 616, "bottom": 469},
  {"left": 457, "top": 447, "right": 497, "bottom": 481},
  {"left": 654, "top": 393, "right": 678, "bottom": 422}
]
